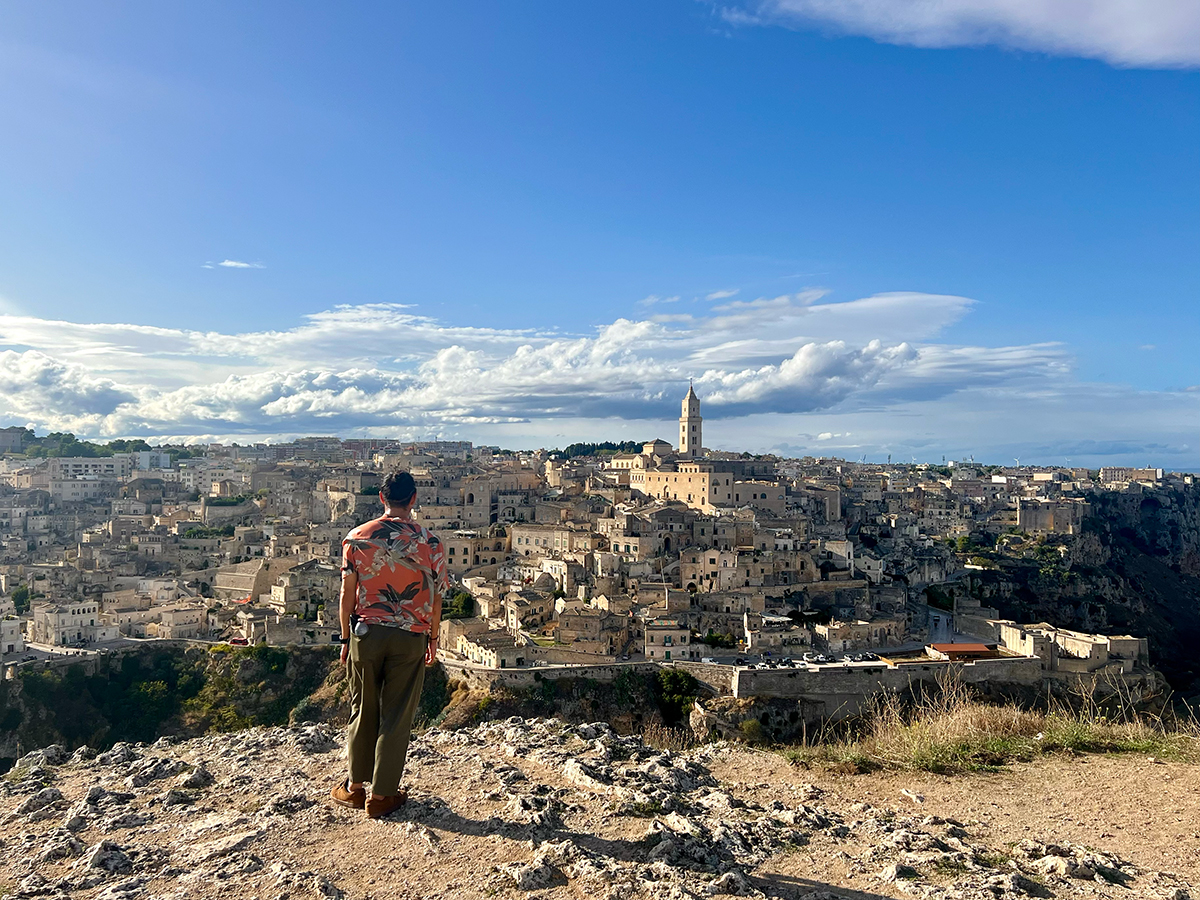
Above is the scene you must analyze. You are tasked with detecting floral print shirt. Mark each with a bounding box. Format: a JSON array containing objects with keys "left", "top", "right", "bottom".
[{"left": 341, "top": 515, "right": 448, "bottom": 633}]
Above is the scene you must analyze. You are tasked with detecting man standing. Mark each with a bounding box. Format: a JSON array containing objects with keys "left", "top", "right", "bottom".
[{"left": 330, "top": 471, "right": 447, "bottom": 818}]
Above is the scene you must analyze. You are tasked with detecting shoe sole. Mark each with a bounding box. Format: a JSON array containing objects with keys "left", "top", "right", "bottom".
[{"left": 331, "top": 796, "right": 365, "bottom": 810}]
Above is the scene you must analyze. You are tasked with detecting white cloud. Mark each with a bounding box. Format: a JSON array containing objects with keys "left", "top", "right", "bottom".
[
  {"left": 0, "top": 289, "right": 1192, "bottom": 466},
  {"left": 638, "top": 294, "right": 682, "bottom": 306},
  {"left": 705, "top": 289, "right": 739, "bottom": 300},
  {"left": 724, "top": 0, "right": 1200, "bottom": 68},
  {"left": 217, "top": 259, "right": 264, "bottom": 269},
  {"left": 701, "top": 339, "right": 919, "bottom": 412},
  {"left": 0, "top": 350, "right": 136, "bottom": 433}
]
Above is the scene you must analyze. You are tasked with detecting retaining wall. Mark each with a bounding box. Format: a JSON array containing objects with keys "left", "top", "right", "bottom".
[
  {"left": 731, "top": 655, "right": 1045, "bottom": 719},
  {"left": 667, "top": 660, "right": 735, "bottom": 695},
  {"left": 440, "top": 658, "right": 660, "bottom": 692}
]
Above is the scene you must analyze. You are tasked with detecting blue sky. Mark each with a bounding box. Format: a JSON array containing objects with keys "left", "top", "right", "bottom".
[{"left": 0, "top": 1, "right": 1196, "bottom": 466}]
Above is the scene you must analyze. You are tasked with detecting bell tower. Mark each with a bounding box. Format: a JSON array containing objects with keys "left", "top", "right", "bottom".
[{"left": 678, "top": 384, "right": 702, "bottom": 459}]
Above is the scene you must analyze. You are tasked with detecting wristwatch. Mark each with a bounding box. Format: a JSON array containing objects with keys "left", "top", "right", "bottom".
[{"left": 336, "top": 637, "right": 350, "bottom": 644}]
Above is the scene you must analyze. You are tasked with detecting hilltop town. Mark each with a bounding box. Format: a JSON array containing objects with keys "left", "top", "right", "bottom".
[{"left": 0, "top": 389, "right": 1187, "bottom": 719}]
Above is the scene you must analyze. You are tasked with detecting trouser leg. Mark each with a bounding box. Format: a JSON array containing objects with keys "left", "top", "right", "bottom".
[
  {"left": 346, "top": 628, "right": 384, "bottom": 786},
  {"left": 370, "top": 628, "right": 428, "bottom": 796}
]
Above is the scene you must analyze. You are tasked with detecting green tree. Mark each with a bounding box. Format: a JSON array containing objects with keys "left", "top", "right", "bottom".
[
  {"left": 442, "top": 591, "right": 476, "bottom": 619},
  {"left": 655, "top": 669, "right": 698, "bottom": 725},
  {"left": 11, "top": 585, "right": 30, "bottom": 614}
]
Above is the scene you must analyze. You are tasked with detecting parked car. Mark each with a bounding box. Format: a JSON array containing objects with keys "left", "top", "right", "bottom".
[{"left": 229, "top": 637, "right": 249, "bottom": 646}]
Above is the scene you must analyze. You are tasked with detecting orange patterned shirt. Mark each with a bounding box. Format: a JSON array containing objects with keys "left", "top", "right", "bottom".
[{"left": 341, "top": 515, "right": 448, "bottom": 633}]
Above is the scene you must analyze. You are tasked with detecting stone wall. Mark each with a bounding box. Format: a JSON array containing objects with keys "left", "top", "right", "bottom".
[
  {"left": 731, "top": 655, "right": 1045, "bottom": 719},
  {"left": 439, "top": 657, "right": 659, "bottom": 692},
  {"left": 527, "top": 646, "right": 618, "bottom": 666},
  {"left": 667, "top": 660, "right": 735, "bottom": 695}
]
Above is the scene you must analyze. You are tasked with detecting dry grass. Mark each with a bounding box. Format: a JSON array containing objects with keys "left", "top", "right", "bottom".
[
  {"left": 784, "top": 675, "right": 1200, "bottom": 774},
  {"left": 642, "top": 722, "right": 699, "bottom": 752}
]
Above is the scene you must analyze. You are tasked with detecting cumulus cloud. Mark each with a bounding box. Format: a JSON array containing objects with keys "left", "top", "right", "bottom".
[
  {"left": 0, "top": 289, "right": 1189, "bottom": 466},
  {"left": 722, "top": 0, "right": 1200, "bottom": 68},
  {"left": 0, "top": 350, "right": 137, "bottom": 433},
  {"left": 701, "top": 340, "right": 918, "bottom": 413}
]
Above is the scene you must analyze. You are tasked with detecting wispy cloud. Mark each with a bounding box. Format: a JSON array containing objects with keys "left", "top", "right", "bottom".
[
  {"left": 705, "top": 288, "right": 739, "bottom": 301},
  {"left": 216, "top": 259, "right": 265, "bottom": 269},
  {"left": 720, "top": 0, "right": 1200, "bottom": 68},
  {"left": 637, "top": 294, "right": 681, "bottom": 307}
]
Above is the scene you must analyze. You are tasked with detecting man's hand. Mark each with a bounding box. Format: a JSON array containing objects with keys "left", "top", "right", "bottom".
[
  {"left": 425, "top": 637, "right": 438, "bottom": 665},
  {"left": 340, "top": 642, "right": 349, "bottom": 665}
]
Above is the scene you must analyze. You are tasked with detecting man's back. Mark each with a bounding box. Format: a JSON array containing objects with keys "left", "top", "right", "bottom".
[{"left": 342, "top": 515, "right": 447, "bottom": 633}]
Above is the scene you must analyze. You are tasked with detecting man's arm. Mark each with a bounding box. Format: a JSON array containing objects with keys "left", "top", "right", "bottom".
[
  {"left": 425, "top": 539, "right": 448, "bottom": 665},
  {"left": 339, "top": 568, "right": 357, "bottom": 665},
  {"left": 425, "top": 590, "right": 442, "bottom": 665}
]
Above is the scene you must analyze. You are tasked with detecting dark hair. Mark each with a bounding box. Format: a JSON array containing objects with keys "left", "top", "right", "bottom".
[{"left": 381, "top": 470, "right": 417, "bottom": 505}]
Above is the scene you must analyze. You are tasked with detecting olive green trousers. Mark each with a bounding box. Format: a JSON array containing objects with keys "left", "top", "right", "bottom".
[{"left": 346, "top": 624, "right": 427, "bottom": 796}]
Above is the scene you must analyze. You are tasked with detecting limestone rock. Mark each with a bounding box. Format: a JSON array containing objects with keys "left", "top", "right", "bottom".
[
  {"left": 15, "top": 788, "right": 63, "bottom": 817},
  {"left": 84, "top": 839, "right": 133, "bottom": 874}
]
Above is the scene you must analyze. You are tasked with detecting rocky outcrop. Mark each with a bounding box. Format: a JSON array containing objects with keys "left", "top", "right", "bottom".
[{"left": 0, "top": 719, "right": 1191, "bottom": 900}]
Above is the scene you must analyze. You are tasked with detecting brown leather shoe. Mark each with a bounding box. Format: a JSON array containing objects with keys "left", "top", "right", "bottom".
[
  {"left": 330, "top": 780, "right": 366, "bottom": 810},
  {"left": 366, "top": 788, "right": 408, "bottom": 819}
]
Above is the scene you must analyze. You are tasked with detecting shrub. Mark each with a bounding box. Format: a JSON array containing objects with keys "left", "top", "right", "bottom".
[
  {"left": 206, "top": 495, "right": 250, "bottom": 507},
  {"left": 739, "top": 719, "right": 766, "bottom": 745}
]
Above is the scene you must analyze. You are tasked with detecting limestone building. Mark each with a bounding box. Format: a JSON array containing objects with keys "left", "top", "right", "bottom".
[{"left": 679, "top": 384, "right": 702, "bottom": 459}]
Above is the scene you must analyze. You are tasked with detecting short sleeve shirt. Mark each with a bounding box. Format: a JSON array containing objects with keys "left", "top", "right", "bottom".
[{"left": 341, "top": 515, "right": 448, "bottom": 633}]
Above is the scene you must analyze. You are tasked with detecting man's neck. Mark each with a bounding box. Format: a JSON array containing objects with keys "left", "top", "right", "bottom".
[{"left": 383, "top": 506, "right": 413, "bottom": 519}]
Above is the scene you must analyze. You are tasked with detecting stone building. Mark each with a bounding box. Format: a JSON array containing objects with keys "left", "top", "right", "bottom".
[
  {"left": 457, "top": 631, "right": 526, "bottom": 668},
  {"left": 28, "top": 600, "right": 119, "bottom": 646},
  {"left": 644, "top": 618, "right": 691, "bottom": 661},
  {"left": 679, "top": 385, "right": 702, "bottom": 459}
]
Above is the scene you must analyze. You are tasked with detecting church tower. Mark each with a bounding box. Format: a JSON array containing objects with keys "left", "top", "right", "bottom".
[{"left": 678, "top": 384, "right": 702, "bottom": 458}]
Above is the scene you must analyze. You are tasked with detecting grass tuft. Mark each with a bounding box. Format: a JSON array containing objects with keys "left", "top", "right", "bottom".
[
  {"left": 642, "top": 722, "right": 698, "bottom": 752},
  {"left": 782, "top": 674, "right": 1199, "bottom": 774}
]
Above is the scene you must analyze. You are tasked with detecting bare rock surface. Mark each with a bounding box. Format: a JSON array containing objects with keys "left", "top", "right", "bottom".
[{"left": 0, "top": 717, "right": 1193, "bottom": 900}]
